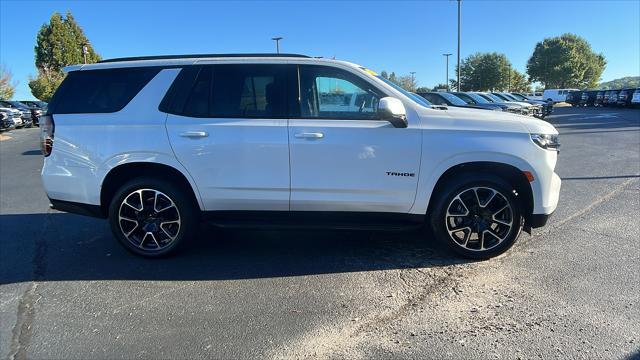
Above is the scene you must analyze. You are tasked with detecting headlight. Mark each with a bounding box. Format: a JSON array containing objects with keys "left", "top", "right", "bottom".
[{"left": 531, "top": 134, "right": 560, "bottom": 150}]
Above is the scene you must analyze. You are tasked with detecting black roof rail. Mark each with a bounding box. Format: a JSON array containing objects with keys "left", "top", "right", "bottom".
[{"left": 98, "top": 53, "right": 310, "bottom": 63}]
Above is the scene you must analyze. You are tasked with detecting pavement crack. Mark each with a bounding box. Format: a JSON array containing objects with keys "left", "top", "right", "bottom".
[{"left": 7, "top": 209, "right": 51, "bottom": 360}]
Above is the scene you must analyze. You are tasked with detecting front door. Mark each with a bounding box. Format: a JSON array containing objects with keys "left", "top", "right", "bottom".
[{"left": 288, "top": 65, "right": 421, "bottom": 213}]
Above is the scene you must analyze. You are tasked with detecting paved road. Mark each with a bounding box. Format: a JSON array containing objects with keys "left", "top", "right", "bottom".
[{"left": 1, "top": 106, "right": 639, "bottom": 359}]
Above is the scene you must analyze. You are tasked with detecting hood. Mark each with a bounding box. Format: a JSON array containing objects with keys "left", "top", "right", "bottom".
[
  {"left": 415, "top": 105, "right": 557, "bottom": 135},
  {"left": 0, "top": 107, "right": 20, "bottom": 114}
]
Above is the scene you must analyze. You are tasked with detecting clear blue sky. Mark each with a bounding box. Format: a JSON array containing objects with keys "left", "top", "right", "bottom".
[{"left": 1, "top": 0, "right": 639, "bottom": 100}]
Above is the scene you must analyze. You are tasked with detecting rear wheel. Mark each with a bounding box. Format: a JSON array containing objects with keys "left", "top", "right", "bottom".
[
  {"left": 108, "top": 177, "right": 199, "bottom": 257},
  {"left": 430, "top": 174, "right": 523, "bottom": 259}
]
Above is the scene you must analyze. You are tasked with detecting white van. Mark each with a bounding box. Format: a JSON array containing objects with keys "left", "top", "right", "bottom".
[{"left": 543, "top": 89, "right": 579, "bottom": 103}]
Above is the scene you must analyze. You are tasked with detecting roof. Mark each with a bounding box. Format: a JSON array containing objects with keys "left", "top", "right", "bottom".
[
  {"left": 63, "top": 54, "right": 358, "bottom": 73},
  {"left": 98, "top": 53, "right": 310, "bottom": 63}
]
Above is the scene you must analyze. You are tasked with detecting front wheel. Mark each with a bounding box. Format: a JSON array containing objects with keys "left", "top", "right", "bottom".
[
  {"left": 108, "top": 177, "right": 199, "bottom": 257},
  {"left": 430, "top": 175, "right": 523, "bottom": 259}
]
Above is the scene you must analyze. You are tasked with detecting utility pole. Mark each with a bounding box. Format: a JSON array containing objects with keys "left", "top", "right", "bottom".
[
  {"left": 457, "top": 0, "right": 461, "bottom": 91},
  {"left": 443, "top": 53, "right": 452, "bottom": 91},
  {"left": 410, "top": 71, "right": 416, "bottom": 91},
  {"left": 271, "top": 37, "right": 283, "bottom": 54},
  {"left": 82, "top": 44, "right": 88, "bottom": 64}
]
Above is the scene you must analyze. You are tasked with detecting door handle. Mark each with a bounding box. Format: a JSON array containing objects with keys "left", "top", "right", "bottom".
[
  {"left": 294, "top": 132, "right": 324, "bottom": 139},
  {"left": 179, "top": 131, "right": 208, "bottom": 138}
]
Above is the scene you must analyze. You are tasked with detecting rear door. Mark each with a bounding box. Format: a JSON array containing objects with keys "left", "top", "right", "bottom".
[
  {"left": 288, "top": 65, "right": 421, "bottom": 213},
  {"left": 164, "top": 64, "right": 295, "bottom": 211}
]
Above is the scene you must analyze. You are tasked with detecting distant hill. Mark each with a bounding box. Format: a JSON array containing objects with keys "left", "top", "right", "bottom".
[{"left": 599, "top": 76, "right": 639, "bottom": 90}]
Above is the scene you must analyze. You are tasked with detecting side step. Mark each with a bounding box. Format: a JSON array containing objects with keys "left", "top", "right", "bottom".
[{"left": 203, "top": 211, "right": 425, "bottom": 231}]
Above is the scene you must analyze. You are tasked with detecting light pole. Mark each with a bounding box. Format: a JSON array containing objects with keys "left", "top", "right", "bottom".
[
  {"left": 443, "top": 53, "right": 452, "bottom": 91},
  {"left": 410, "top": 71, "right": 416, "bottom": 91},
  {"left": 82, "top": 44, "right": 88, "bottom": 64},
  {"left": 271, "top": 37, "right": 283, "bottom": 54},
  {"left": 457, "top": 0, "right": 461, "bottom": 91}
]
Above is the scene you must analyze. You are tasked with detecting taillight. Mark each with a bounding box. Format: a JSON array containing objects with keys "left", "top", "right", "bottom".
[{"left": 40, "top": 115, "right": 55, "bottom": 157}]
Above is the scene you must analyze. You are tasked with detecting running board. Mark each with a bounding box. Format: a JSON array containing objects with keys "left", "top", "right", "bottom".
[{"left": 203, "top": 211, "right": 425, "bottom": 231}]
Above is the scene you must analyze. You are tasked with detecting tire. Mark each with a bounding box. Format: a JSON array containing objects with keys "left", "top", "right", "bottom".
[
  {"left": 429, "top": 174, "right": 524, "bottom": 259},
  {"left": 108, "top": 177, "right": 199, "bottom": 257}
]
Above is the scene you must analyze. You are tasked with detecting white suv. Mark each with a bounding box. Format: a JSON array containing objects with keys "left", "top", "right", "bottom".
[{"left": 41, "top": 54, "right": 561, "bottom": 259}]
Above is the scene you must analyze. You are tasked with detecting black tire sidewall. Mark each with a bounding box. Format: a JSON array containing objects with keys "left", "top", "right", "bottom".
[
  {"left": 430, "top": 174, "right": 523, "bottom": 259},
  {"left": 108, "top": 177, "right": 199, "bottom": 258}
]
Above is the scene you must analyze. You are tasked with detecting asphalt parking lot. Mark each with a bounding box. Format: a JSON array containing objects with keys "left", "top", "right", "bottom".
[{"left": 1, "top": 106, "right": 639, "bottom": 359}]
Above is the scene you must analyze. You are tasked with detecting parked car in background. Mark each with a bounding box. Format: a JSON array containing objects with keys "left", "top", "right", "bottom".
[
  {"left": 451, "top": 92, "right": 509, "bottom": 112},
  {"left": 0, "top": 111, "right": 15, "bottom": 131},
  {"left": 605, "top": 90, "right": 620, "bottom": 106},
  {"left": 525, "top": 92, "right": 543, "bottom": 101},
  {"left": 0, "top": 100, "right": 33, "bottom": 127},
  {"left": 417, "top": 92, "right": 500, "bottom": 111},
  {"left": 565, "top": 91, "right": 582, "bottom": 107},
  {"left": 616, "top": 88, "right": 637, "bottom": 107},
  {"left": 631, "top": 89, "right": 640, "bottom": 108},
  {"left": 508, "top": 92, "right": 553, "bottom": 118},
  {"left": 543, "top": 89, "right": 579, "bottom": 103},
  {"left": 594, "top": 90, "right": 606, "bottom": 107},
  {"left": 19, "top": 100, "right": 48, "bottom": 126},
  {"left": 476, "top": 92, "right": 532, "bottom": 116},
  {"left": 0, "top": 107, "right": 23, "bottom": 128},
  {"left": 492, "top": 93, "right": 543, "bottom": 118},
  {"left": 579, "top": 90, "right": 598, "bottom": 107}
]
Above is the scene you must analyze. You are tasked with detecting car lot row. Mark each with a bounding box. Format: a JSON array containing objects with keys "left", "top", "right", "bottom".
[
  {"left": 0, "top": 100, "right": 48, "bottom": 131},
  {"left": 415, "top": 91, "right": 553, "bottom": 118},
  {"left": 565, "top": 88, "right": 640, "bottom": 107}
]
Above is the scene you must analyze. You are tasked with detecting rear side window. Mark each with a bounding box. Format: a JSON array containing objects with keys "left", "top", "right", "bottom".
[
  {"left": 162, "top": 64, "right": 291, "bottom": 118},
  {"left": 48, "top": 67, "right": 160, "bottom": 114}
]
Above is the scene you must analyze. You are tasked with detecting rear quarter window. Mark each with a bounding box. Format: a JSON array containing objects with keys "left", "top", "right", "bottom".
[{"left": 48, "top": 67, "right": 160, "bottom": 114}]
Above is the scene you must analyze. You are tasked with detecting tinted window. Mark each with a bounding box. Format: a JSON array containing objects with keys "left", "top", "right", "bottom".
[
  {"left": 300, "top": 65, "right": 382, "bottom": 120},
  {"left": 49, "top": 68, "right": 160, "bottom": 114},
  {"left": 165, "top": 64, "right": 290, "bottom": 118},
  {"left": 212, "top": 65, "right": 288, "bottom": 118}
]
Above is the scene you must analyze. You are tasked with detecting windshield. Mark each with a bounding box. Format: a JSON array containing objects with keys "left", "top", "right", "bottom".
[
  {"left": 509, "top": 93, "right": 527, "bottom": 101},
  {"left": 501, "top": 93, "right": 519, "bottom": 101},
  {"left": 438, "top": 92, "right": 467, "bottom": 106},
  {"left": 7, "top": 101, "right": 30, "bottom": 110},
  {"left": 466, "top": 93, "right": 492, "bottom": 104},
  {"left": 375, "top": 75, "right": 432, "bottom": 107},
  {"left": 485, "top": 93, "right": 506, "bottom": 103}
]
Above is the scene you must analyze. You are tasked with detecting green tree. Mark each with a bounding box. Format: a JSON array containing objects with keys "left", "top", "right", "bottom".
[
  {"left": 0, "top": 65, "right": 17, "bottom": 99},
  {"left": 415, "top": 86, "right": 431, "bottom": 93},
  {"left": 397, "top": 75, "right": 417, "bottom": 92},
  {"left": 526, "top": 33, "right": 606, "bottom": 89},
  {"left": 430, "top": 83, "right": 449, "bottom": 91},
  {"left": 598, "top": 76, "right": 639, "bottom": 90},
  {"left": 456, "top": 52, "right": 513, "bottom": 91},
  {"left": 388, "top": 72, "right": 398, "bottom": 85},
  {"left": 380, "top": 70, "right": 389, "bottom": 79},
  {"left": 509, "top": 70, "right": 532, "bottom": 93},
  {"left": 29, "top": 11, "right": 100, "bottom": 101}
]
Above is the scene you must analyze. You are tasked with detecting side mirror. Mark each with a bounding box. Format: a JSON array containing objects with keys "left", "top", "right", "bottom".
[{"left": 378, "top": 97, "right": 408, "bottom": 128}]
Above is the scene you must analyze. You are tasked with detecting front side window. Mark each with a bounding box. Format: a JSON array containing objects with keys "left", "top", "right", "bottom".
[{"left": 299, "top": 65, "right": 382, "bottom": 120}]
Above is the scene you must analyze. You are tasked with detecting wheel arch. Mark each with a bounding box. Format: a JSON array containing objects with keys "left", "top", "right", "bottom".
[
  {"left": 100, "top": 162, "right": 202, "bottom": 217},
  {"left": 425, "top": 161, "right": 535, "bottom": 230}
]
